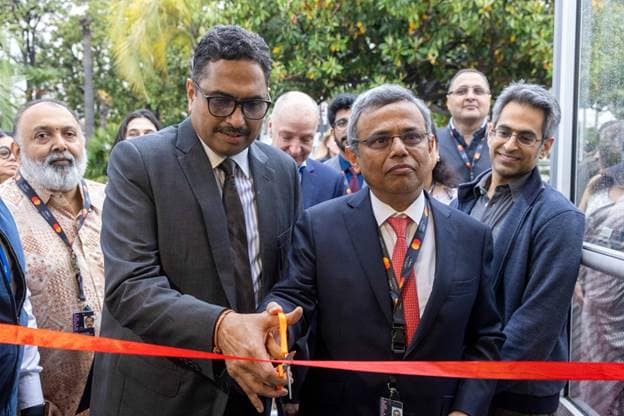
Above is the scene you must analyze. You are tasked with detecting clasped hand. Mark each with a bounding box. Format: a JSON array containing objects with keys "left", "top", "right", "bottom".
[{"left": 216, "top": 303, "right": 302, "bottom": 413}]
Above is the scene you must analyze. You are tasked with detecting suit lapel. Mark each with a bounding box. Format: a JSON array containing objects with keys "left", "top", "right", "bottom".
[
  {"left": 343, "top": 191, "right": 392, "bottom": 325},
  {"left": 175, "top": 119, "right": 237, "bottom": 309},
  {"left": 490, "top": 168, "right": 544, "bottom": 289},
  {"left": 406, "top": 197, "right": 456, "bottom": 356},
  {"left": 248, "top": 142, "right": 276, "bottom": 299}
]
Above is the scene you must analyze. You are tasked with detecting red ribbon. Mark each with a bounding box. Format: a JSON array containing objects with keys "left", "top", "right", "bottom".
[{"left": 2, "top": 323, "right": 623, "bottom": 381}]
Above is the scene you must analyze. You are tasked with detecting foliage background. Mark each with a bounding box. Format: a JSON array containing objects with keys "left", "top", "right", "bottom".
[{"left": 0, "top": 0, "right": 560, "bottom": 180}]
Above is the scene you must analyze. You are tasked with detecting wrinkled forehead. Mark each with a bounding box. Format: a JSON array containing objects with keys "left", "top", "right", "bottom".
[
  {"left": 449, "top": 72, "right": 489, "bottom": 90},
  {"left": 20, "top": 102, "right": 81, "bottom": 132}
]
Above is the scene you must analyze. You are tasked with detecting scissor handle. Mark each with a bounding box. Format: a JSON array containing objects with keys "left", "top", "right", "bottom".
[{"left": 276, "top": 312, "right": 288, "bottom": 379}]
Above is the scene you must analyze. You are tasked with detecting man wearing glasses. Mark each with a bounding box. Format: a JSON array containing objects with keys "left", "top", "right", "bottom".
[
  {"left": 92, "top": 25, "right": 301, "bottom": 416},
  {"left": 233, "top": 84, "right": 504, "bottom": 415},
  {"left": 324, "top": 92, "right": 365, "bottom": 193},
  {"left": 437, "top": 68, "right": 492, "bottom": 184},
  {"left": 454, "top": 82, "right": 584, "bottom": 416}
]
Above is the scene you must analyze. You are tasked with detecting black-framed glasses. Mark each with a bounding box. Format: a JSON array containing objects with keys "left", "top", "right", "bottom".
[
  {"left": 352, "top": 131, "right": 431, "bottom": 151},
  {"left": 491, "top": 126, "right": 541, "bottom": 146},
  {"left": 193, "top": 81, "right": 271, "bottom": 120},
  {"left": 447, "top": 86, "right": 490, "bottom": 96},
  {"left": 0, "top": 146, "right": 13, "bottom": 160},
  {"left": 334, "top": 118, "right": 349, "bottom": 130}
]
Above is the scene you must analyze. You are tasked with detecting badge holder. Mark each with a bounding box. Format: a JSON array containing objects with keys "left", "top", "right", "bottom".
[
  {"left": 72, "top": 305, "right": 95, "bottom": 336},
  {"left": 379, "top": 379, "right": 403, "bottom": 416}
]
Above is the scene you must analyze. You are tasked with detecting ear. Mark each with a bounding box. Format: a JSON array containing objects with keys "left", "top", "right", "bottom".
[
  {"left": 186, "top": 79, "right": 195, "bottom": 114},
  {"left": 267, "top": 117, "right": 274, "bottom": 138},
  {"left": 486, "top": 121, "right": 495, "bottom": 146},
  {"left": 430, "top": 137, "right": 440, "bottom": 161},
  {"left": 344, "top": 145, "right": 358, "bottom": 166},
  {"left": 540, "top": 137, "right": 555, "bottom": 158},
  {"left": 11, "top": 142, "right": 20, "bottom": 159}
]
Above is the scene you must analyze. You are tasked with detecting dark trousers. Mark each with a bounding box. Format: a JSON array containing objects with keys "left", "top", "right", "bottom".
[{"left": 490, "top": 408, "right": 555, "bottom": 416}]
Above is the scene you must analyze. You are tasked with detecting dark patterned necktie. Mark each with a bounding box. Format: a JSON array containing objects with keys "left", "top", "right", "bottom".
[{"left": 219, "top": 159, "right": 255, "bottom": 312}]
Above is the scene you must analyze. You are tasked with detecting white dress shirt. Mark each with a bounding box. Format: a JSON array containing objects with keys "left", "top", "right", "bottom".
[
  {"left": 19, "top": 288, "right": 44, "bottom": 409},
  {"left": 199, "top": 140, "right": 262, "bottom": 305},
  {"left": 369, "top": 190, "right": 436, "bottom": 317}
]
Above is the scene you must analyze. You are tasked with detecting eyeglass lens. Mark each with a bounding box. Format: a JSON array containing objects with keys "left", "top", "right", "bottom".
[
  {"left": 0, "top": 146, "right": 12, "bottom": 159},
  {"left": 362, "top": 132, "right": 429, "bottom": 150}
]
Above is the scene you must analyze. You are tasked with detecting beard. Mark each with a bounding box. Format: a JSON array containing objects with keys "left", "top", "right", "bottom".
[{"left": 19, "top": 149, "right": 87, "bottom": 192}]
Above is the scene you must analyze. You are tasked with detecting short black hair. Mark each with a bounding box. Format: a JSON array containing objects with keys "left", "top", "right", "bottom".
[
  {"left": 447, "top": 68, "right": 490, "bottom": 93},
  {"left": 13, "top": 98, "right": 80, "bottom": 144},
  {"left": 327, "top": 93, "right": 357, "bottom": 127},
  {"left": 191, "top": 25, "right": 272, "bottom": 85},
  {"left": 113, "top": 109, "right": 162, "bottom": 147}
]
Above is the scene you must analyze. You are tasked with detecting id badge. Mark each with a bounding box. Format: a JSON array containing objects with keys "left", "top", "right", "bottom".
[
  {"left": 379, "top": 397, "right": 403, "bottom": 416},
  {"left": 72, "top": 305, "right": 95, "bottom": 336}
]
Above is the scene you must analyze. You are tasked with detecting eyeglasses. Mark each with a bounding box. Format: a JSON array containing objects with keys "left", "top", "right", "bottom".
[
  {"left": 491, "top": 127, "right": 541, "bottom": 146},
  {"left": 334, "top": 118, "right": 349, "bottom": 130},
  {"left": 352, "top": 131, "right": 431, "bottom": 151},
  {"left": 0, "top": 146, "right": 13, "bottom": 160},
  {"left": 193, "top": 81, "right": 271, "bottom": 120},
  {"left": 447, "top": 86, "right": 491, "bottom": 96}
]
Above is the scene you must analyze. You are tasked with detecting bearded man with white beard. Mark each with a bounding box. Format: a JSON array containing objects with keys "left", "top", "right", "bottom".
[{"left": 0, "top": 99, "right": 105, "bottom": 416}]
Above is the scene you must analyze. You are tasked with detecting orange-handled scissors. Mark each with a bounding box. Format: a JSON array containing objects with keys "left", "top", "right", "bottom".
[{"left": 276, "top": 312, "right": 292, "bottom": 399}]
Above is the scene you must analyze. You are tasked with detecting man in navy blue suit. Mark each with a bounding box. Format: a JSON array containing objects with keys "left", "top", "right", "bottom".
[
  {"left": 233, "top": 84, "right": 504, "bottom": 415},
  {"left": 269, "top": 91, "right": 345, "bottom": 208}
]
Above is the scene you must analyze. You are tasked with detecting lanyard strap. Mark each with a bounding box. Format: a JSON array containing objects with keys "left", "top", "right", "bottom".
[
  {"left": 379, "top": 200, "right": 430, "bottom": 354},
  {"left": 450, "top": 125, "right": 486, "bottom": 181},
  {"left": 16, "top": 175, "right": 91, "bottom": 301}
]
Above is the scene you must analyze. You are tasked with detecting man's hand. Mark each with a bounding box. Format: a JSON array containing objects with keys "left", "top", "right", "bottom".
[
  {"left": 449, "top": 411, "right": 469, "bottom": 416},
  {"left": 216, "top": 307, "right": 303, "bottom": 413}
]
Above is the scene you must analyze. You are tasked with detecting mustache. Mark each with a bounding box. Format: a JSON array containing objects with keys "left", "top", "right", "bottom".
[
  {"left": 46, "top": 151, "right": 76, "bottom": 166},
  {"left": 214, "top": 126, "right": 251, "bottom": 137}
]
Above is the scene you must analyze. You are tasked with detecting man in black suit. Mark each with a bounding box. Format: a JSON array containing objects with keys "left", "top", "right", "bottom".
[
  {"left": 236, "top": 84, "right": 504, "bottom": 415},
  {"left": 91, "top": 25, "right": 301, "bottom": 416},
  {"left": 269, "top": 91, "right": 345, "bottom": 208}
]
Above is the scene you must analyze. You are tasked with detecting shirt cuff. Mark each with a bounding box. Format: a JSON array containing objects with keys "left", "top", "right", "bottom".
[{"left": 18, "top": 372, "right": 44, "bottom": 410}]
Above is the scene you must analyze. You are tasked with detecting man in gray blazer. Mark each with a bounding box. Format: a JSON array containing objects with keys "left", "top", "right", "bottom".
[{"left": 91, "top": 25, "right": 301, "bottom": 416}]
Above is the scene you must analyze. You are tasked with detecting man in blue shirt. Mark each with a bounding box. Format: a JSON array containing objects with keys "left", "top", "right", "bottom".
[
  {"left": 324, "top": 93, "right": 365, "bottom": 193},
  {"left": 269, "top": 91, "right": 345, "bottom": 208}
]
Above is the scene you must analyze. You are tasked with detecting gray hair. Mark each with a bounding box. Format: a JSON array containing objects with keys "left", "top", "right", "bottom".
[
  {"left": 13, "top": 98, "right": 82, "bottom": 145},
  {"left": 491, "top": 81, "right": 561, "bottom": 139},
  {"left": 347, "top": 84, "right": 432, "bottom": 152}
]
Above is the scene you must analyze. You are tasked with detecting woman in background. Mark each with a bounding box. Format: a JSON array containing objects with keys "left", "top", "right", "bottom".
[
  {"left": 312, "top": 129, "right": 340, "bottom": 163},
  {"left": 424, "top": 117, "right": 460, "bottom": 204},
  {"left": 113, "top": 109, "right": 161, "bottom": 147},
  {"left": 0, "top": 129, "right": 18, "bottom": 183},
  {"left": 576, "top": 120, "right": 624, "bottom": 416}
]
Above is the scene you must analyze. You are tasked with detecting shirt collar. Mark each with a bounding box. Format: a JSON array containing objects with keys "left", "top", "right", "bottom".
[
  {"left": 299, "top": 159, "right": 308, "bottom": 169},
  {"left": 18, "top": 169, "right": 89, "bottom": 208},
  {"left": 472, "top": 170, "right": 532, "bottom": 200},
  {"left": 198, "top": 137, "right": 250, "bottom": 178},
  {"left": 370, "top": 189, "right": 425, "bottom": 227},
  {"left": 338, "top": 154, "right": 352, "bottom": 171},
  {"left": 449, "top": 118, "right": 489, "bottom": 140}
]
